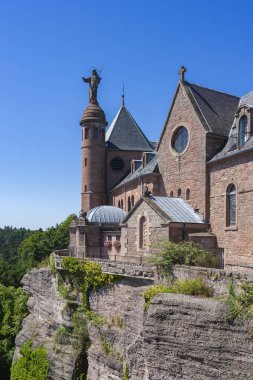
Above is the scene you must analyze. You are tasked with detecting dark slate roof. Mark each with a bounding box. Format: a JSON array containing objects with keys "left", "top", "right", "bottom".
[
  {"left": 184, "top": 82, "right": 240, "bottom": 137},
  {"left": 105, "top": 105, "right": 153, "bottom": 151},
  {"left": 113, "top": 154, "right": 159, "bottom": 190},
  {"left": 150, "top": 196, "right": 204, "bottom": 223},
  {"left": 87, "top": 206, "right": 127, "bottom": 224},
  {"left": 208, "top": 90, "right": 253, "bottom": 163}
]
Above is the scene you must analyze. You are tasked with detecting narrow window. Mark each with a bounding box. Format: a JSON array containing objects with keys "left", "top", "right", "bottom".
[
  {"left": 186, "top": 188, "right": 191, "bottom": 200},
  {"left": 131, "top": 195, "right": 134, "bottom": 208},
  {"left": 118, "top": 200, "right": 120, "bottom": 208},
  {"left": 84, "top": 185, "right": 87, "bottom": 192},
  {"left": 85, "top": 158, "right": 87, "bottom": 166},
  {"left": 128, "top": 196, "right": 131, "bottom": 211},
  {"left": 139, "top": 216, "right": 147, "bottom": 248},
  {"left": 108, "top": 235, "right": 112, "bottom": 241},
  {"left": 116, "top": 235, "right": 120, "bottom": 241},
  {"left": 177, "top": 188, "right": 181, "bottom": 197},
  {"left": 120, "top": 200, "right": 123, "bottom": 209},
  {"left": 93, "top": 127, "right": 99, "bottom": 139},
  {"left": 170, "top": 191, "right": 173, "bottom": 197},
  {"left": 239, "top": 116, "right": 247, "bottom": 147},
  {"left": 85, "top": 127, "right": 89, "bottom": 139},
  {"left": 227, "top": 184, "right": 236, "bottom": 226}
]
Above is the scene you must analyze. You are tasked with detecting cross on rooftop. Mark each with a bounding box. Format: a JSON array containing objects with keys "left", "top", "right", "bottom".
[
  {"left": 122, "top": 84, "right": 125, "bottom": 106},
  {"left": 179, "top": 66, "right": 186, "bottom": 82}
]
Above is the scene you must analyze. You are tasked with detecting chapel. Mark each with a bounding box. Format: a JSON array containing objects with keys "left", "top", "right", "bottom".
[{"left": 69, "top": 67, "right": 253, "bottom": 271}]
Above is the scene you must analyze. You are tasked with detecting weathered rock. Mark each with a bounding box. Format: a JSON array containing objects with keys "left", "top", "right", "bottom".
[
  {"left": 13, "top": 268, "right": 80, "bottom": 380},
  {"left": 14, "top": 268, "right": 253, "bottom": 380}
]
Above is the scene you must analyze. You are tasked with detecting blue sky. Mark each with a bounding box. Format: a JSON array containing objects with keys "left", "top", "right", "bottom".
[{"left": 1, "top": 0, "right": 253, "bottom": 229}]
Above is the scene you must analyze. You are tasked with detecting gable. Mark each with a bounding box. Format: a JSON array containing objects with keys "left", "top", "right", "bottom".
[
  {"left": 126, "top": 199, "right": 167, "bottom": 227},
  {"left": 105, "top": 105, "right": 153, "bottom": 151}
]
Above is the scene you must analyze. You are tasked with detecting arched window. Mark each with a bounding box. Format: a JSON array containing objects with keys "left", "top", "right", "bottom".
[
  {"left": 131, "top": 195, "right": 134, "bottom": 208},
  {"left": 186, "top": 188, "right": 191, "bottom": 200},
  {"left": 139, "top": 216, "right": 147, "bottom": 248},
  {"left": 128, "top": 196, "right": 131, "bottom": 211},
  {"left": 120, "top": 200, "right": 123, "bottom": 209},
  {"left": 239, "top": 116, "right": 248, "bottom": 147},
  {"left": 177, "top": 188, "right": 181, "bottom": 197},
  {"left": 170, "top": 191, "right": 173, "bottom": 197},
  {"left": 227, "top": 184, "right": 236, "bottom": 226},
  {"left": 118, "top": 200, "right": 120, "bottom": 208}
]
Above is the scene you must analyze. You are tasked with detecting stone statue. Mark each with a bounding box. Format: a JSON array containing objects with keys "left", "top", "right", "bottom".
[{"left": 82, "top": 69, "right": 101, "bottom": 104}]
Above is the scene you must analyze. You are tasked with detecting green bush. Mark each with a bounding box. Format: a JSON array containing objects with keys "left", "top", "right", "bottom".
[
  {"left": 55, "top": 327, "right": 70, "bottom": 345},
  {"left": 11, "top": 340, "right": 49, "bottom": 380},
  {"left": 226, "top": 281, "right": 253, "bottom": 321},
  {"left": 122, "top": 364, "right": 129, "bottom": 380},
  {"left": 0, "top": 285, "right": 29, "bottom": 379},
  {"left": 149, "top": 240, "right": 219, "bottom": 273},
  {"left": 142, "top": 278, "right": 212, "bottom": 309},
  {"left": 100, "top": 337, "right": 122, "bottom": 362}
]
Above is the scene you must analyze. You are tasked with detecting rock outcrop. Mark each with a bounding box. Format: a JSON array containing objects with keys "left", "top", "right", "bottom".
[
  {"left": 14, "top": 267, "right": 253, "bottom": 380},
  {"left": 13, "top": 268, "right": 80, "bottom": 380}
]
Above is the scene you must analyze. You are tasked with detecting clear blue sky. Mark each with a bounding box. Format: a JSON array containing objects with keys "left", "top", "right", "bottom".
[{"left": 1, "top": 0, "right": 252, "bottom": 229}]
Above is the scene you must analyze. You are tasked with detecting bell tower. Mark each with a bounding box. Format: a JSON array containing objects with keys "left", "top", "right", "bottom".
[{"left": 80, "top": 70, "right": 108, "bottom": 212}]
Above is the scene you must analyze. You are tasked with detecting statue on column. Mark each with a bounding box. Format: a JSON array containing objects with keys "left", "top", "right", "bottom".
[{"left": 82, "top": 69, "right": 101, "bottom": 104}]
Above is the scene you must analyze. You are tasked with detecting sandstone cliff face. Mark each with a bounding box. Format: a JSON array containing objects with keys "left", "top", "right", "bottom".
[
  {"left": 13, "top": 268, "right": 80, "bottom": 380},
  {"left": 14, "top": 268, "right": 253, "bottom": 380}
]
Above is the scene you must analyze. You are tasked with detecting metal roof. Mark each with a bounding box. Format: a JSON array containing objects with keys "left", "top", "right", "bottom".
[
  {"left": 150, "top": 196, "right": 204, "bottom": 223},
  {"left": 87, "top": 205, "right": 127, "bottom": 224},
  {"left": 239, "top": 91, "right": 253, "bottom": 108},
  {"left": 105, "top": 105, "right": 153, "bottom": 151},
  {"left": 114, "top": 154, "right": 159, "bottom": 189}
]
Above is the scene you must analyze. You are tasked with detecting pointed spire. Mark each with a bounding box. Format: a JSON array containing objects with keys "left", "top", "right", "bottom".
[{"left": 122, "top": 84, "right": 125, "bottom": 106}]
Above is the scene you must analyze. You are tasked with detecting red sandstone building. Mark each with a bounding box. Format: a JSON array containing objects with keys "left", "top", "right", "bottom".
[{"left": 70, "top": 68, "right": 253, "bottom": 271}]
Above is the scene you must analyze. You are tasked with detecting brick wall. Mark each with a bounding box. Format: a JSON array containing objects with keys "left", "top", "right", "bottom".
[
  {"left": 209, "top": 150, "right": 253, "bottom": 268},
  {"left": 158, "top": 84, "right": 208, "bottom": 218}
]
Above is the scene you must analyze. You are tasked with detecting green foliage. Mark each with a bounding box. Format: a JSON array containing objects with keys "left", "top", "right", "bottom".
[
  {"left": 149, "top": 240, "right": 220, "bottom": 273},
  {"left": 85, "top": 310, "right": 107, "bottom": 327},
  {"left": 57, "top": 274, "right": 69, "bottom": 299},
  {"left": 122, "top": 364, "right": 129, "bottom": 380},
  {"left": 0, "top": 285, "right": 29, "bottom": 379},
  {"left": 61, "top": 257, "right": 117, "bottom": 307},
  {"left": 100, "top": 337, "right": 122, "bottom": 362},
  {"left": 18, "top": 215, "right": 74, "bottom": 273},
  {"left": 54, "top": 326, "right": 70, "bottom": 345},
  {"left": 0, "top": 226, "right": 33, "bottom": 287},
  {"left": 11, "top": 340, "right": 49, "bottom": 380},
  {"left": 226, "top": 281, "right": 253, "bottom": 321},
  {"left": 142, "top": 279, "right": 212, "bottom": 309}
]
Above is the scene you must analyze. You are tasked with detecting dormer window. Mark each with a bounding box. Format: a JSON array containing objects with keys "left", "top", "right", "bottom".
[{"left": 239, "top": 115, "right": 248, "bottom": 147}]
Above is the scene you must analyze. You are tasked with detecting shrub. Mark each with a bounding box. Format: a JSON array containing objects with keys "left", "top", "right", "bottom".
[
  {"left": 226, "top": 281, "right": 253, "bottom": 321},
  {"left": 122, "top": 364, "right": 129, "bottom": 380},
  {"left": 104, "top": 240, "right": 112, "bottom": 249},
  {"left": 113, "top": 240, "right": 121, "bottom": 250},
  {"left": 149, "top": 240, "right": 219, "bottom": 273},
  {"left": 142, "top": 279, "right": 212, "bottom": 309},
  {"left": 100, "top": 338, "right": 122, "bottom": 362},
  {"left": 55, "top": 326, "right": 70, "bottom": 345},
  {"left": 11, "top": 340, "right": 49, "bottom": 380}
]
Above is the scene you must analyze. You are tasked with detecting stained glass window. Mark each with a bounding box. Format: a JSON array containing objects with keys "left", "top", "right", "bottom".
[
  {"left": 227, "top": 184, "right": 236, "bottom": 226},
  {"left": 173, "top": 127, "right": 188, "bottom": 153},
  {"left": 239, "top": 116, "right": 247, "bottom": 147}
]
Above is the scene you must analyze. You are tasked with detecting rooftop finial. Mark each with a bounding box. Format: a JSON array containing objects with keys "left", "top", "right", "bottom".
[
  {"left": 122, "top": 84, "right": 125, "bottom": 106},
  {"left": 179, "top": 66, "right": 186, "bottom": 82}
]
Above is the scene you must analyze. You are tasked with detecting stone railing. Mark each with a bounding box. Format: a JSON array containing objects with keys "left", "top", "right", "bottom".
[{"left": 51, "top": 252, "right": 253, "bottom": 296}]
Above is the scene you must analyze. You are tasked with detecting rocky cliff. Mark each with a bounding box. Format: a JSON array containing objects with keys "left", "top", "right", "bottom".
[{"left": 14, "top": 267, "right": 253, "bottom": 380}]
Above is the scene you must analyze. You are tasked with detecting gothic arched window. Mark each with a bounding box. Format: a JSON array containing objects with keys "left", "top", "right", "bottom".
[
  {"left": 118, "top": 200, "right": 120, "bottom": 208},
  {"left": 239, "top": 116, "right": 248, "bottom": 147},
  {"left": 120, "top": 199, "right": 123, "bottom": 209},
  {"left": 177, "top": 188, "right": 181, "bottom": 197},
  {"left": 170, "top": 191, "right": 173, "bottom": 197},
  {"left": 227, "top": 184, "right": 236, "bottom": 226},
  {"left": 131, "top": 195, "right": 134, "bottom": 208},
  {"left": 139, "top": 216, "right": 147, "bottom": 248},
  {"left": 186, "top": 188, "right": 191, "bottom": 200}
]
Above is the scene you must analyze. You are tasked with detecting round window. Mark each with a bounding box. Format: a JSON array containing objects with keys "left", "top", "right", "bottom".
[
  {"left": 172, "top": 127, "right": 189, "bottom": 153},
  {"left": 111, "top": 157, "right": 124, "bottom": 171}
]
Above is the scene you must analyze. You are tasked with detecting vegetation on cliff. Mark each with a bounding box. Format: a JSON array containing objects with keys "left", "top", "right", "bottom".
[
  {"left": 149, "top": 240, "right": 220, "bottom": 272},
  {"left": 142, "top": 278, "right": 213, "bottom": 309},
  {"left": 11, "top": 340, "right": 49, "bottom": 380},
  {"left": 226, "top": 281, "right": 253, "bottom": 321}
]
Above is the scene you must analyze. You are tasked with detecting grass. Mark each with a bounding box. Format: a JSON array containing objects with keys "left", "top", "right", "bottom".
[{"left": 142, "top": 278, "right": 213, "bottom": 309}]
